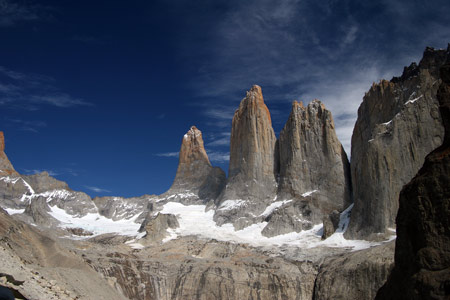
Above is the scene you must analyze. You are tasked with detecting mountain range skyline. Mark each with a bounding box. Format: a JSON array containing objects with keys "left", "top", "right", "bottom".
[{"left": 1, "top": 0, "right": 450, "bottom": 197}]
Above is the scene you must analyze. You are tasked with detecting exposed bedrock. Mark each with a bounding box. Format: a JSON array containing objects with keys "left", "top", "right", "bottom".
[
  {"left": 215, "top": 85, "right": 278, "bottom": 228},
  {"left": 163, "top": 126, "right": 226, "bottom": 204},
  {"left": 84, "top": 237, "right": 318, "bottom": 300},
  {"left": 277, "top": 99, "right": 352, "bottom": 214},
  {"left": 314, "top": 241, "right": 395, "bottom": 300},
  {"left": 346, "top": 46, "right": 448, "bottom": 240},
  {"left": 376, "top": 55, "right": 450, "bottom": 300}
]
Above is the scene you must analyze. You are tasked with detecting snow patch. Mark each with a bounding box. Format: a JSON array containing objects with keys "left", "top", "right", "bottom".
[
  {"left": 217, "top": 200, "right": 246, "bottom": 211},
  {"left": 4, "top": 208, "right": 25, "bottom": 215},
  {"left": 48, "top": 205, "right": 140, "bottom": 237},
  {"left": 21, "top": 178, "right": 35, "bottom": 194},
  {"left": 405, "top": 95, "right": 423, "bottom": 105},
  {"left": 159, "top": 202, "right": 384, "bottom": 250},
  {"left": 302, "top": 190, "right": 317, "bottom": 197},
  {"left": 0, "top": 176, "right": 21, "bottom": 184},
  {"left": 259, "top": 200, "right": 292, "bottom": 217}
]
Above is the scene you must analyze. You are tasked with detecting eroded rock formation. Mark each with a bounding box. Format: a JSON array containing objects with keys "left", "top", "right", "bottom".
[
  {"left": 164, "top": 126, "right": 226, "bottom": 204},
  {"left": 376, "top": 55, "right": 450, "bottom": 300},
  {"left": 346, "top": 46, "right": 448, "bottom": 240},
  {"left": 278, "top": 100, "right": 351, "bottom": 213},
  {"left": 215, "top": 85, "right": 278, "bottom": 229}
]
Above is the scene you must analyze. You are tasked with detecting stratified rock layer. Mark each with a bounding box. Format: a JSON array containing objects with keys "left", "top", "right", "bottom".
[
  {"left": 376, "top": 56, "right": 450, "bottom": 300},
  {"left": 346, "top": 46, "right": 448, "bottom": 240},
  {"left": 164, "top": 126, "right": 226, "bottom": 203},
  {"left": 315, "top": 241, "right": 395, "bottom": 300},
  {"left": 278, "top": 100, "right": 351, "bottom": 213},
  {"left": 84, "top": 237, "right": 318, "bottom": 300},
  {"left": 215, "top": 85, "right": 277, "bottom": 228}
]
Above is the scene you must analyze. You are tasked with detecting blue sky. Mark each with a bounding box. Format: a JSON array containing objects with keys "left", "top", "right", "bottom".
[{"left": 1, "top": 0, "right": 449, "bottom": 197}]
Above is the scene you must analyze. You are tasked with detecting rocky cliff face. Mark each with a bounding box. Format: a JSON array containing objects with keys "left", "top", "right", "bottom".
[
  {"left": 0, "top": 131, "right": 17, "bottom": 176},
  {"left": 163, "top": 126, "right": 226, "bottom": 204},
  {"left": 278, "top": 100, "right": 351, "bottom": 214},
  {"left": 84, "top": 237, "right": 318, "bottom": 300},
  {"left": 314, "top": 241, "right": 395, "bottom": 300},
  {"left": 215, "top": 85, "right": 278, "bottom": 229},
  {"left": 346, "top": 46, "right": 448, "bottom": 240},
  {"left": 376, "top": 58, "right": 450, "bottom": 300}
]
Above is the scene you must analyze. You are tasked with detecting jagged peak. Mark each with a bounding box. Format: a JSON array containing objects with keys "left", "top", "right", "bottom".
[
  {"left": 179, "top": 126, "right": 210, "bottom": 166},
  {"left": 183, "top": 126, "right": 202, "bottom": 140},
  {"left": 237, "top": 85, "right": 272, "bottom": 124}
]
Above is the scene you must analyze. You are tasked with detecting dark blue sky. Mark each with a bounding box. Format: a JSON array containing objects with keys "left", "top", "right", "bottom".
[{"left": 1, "top": 0, "right": 449, "bottom": 197}]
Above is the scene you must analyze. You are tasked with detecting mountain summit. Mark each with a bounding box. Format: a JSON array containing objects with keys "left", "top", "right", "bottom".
[{"left": 165, "top": 126, "right": 226, "bottom": 203}]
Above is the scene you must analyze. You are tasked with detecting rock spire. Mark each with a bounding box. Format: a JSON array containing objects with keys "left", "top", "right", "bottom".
[
  {"left": 166, "top": 126, "right": 226, "bottom": 203},
  {"left": 277, "top": 99, "right": 352, "bottom": 213},
  {"left": 215, "top": 85, "right": 278, "bottom": 228}
]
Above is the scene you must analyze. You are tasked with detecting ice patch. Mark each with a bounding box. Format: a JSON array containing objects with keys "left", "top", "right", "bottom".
[
  {"left": 302, "top": 190, "right": 317, "bottom": 197},
  {"left": 217, "top": 200, "right": 246, "bottom": 211},
  {"left": 259, "top": 200, "right": 292, "bottom": 217},
  {"left": 48, "top": 205, "right": 140, "bottom": 237},
  {"left": 159, "top": 202, "right": 384, "bottom": 250}
]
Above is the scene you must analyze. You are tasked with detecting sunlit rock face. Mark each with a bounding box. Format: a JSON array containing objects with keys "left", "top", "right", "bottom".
[
  {"left": 346, "top": 46, "right": 448, "bottom": 240},
  {"left": 215, "top": 85, "right": 278, "bottom": 229},
  {"left": 0, "top": 131, "right": 18, "bottom": 176},
  {"left": 163, "top": 126, "right": 226, "bottom": 204},
  {"left": 277, "top": 99, "right": 352, "bottom": 214}
]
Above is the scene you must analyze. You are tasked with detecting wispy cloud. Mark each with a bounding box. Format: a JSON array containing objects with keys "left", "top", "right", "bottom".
[
  {"left": 84, "top": 185, "right": 111, "bottom": 193},
  {"left": 0, "top": 0, "right": 50, "bottom": 27},
  {"left": 0, "top": 65, "right": 92, "bottom": 110},
  {"left": 5, "top": 118, "right": 47, "bottom": 132},
  {"left": 206, "top": 150, "right": 229, "bottom": 163},
  {"left": 155, "top": 151, "right": 179, "bottom": 158},
  {"left": 175, "top": 0, "right": 450, "bottom": 155},
  {"left": 206, "top": 132, "right": 230, "bottom": 147}
]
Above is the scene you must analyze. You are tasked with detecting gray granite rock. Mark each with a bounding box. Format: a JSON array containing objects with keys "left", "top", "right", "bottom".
[
  {"left": 346, "top": 46, "right": 448, "bottom": 240},
  {"left": 314, "top": 241, "right": 395, "bottom": 300},
  {"left": 278, "top": 100, "right": 352, "bottom": 215},
  {"left": 21, "top": 172, "right": 68, "bottom": 194},
  {"left": 321, "top": 210, "right": 340, "bottom": 240},
  {"left": 376, "top": 53, "right": 450, "bottom": 300},
  {"left": 139, "top": 213, "right": 179, "bottom": 242},
  {"left": 215, "top": 85, "right": 278, "bottom": 228}
]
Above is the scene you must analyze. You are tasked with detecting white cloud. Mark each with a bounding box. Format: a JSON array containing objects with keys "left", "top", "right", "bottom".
[
  {"left": 155, "top": 152, "right": 179, "bottom": 158},
  {"left": 84, "top": 186, "right": 111, "bottom": 193}
]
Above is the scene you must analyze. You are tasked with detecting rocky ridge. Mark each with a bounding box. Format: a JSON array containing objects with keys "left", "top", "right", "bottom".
[
  {"left": 0, "top": 45, "right": 449, "bottom": 300},
  {"left": 346, "top": 46, "right": 448, "bottom": 240},
  {"left": 376, "top": 53, "right": 450, "bottom": 300}
]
